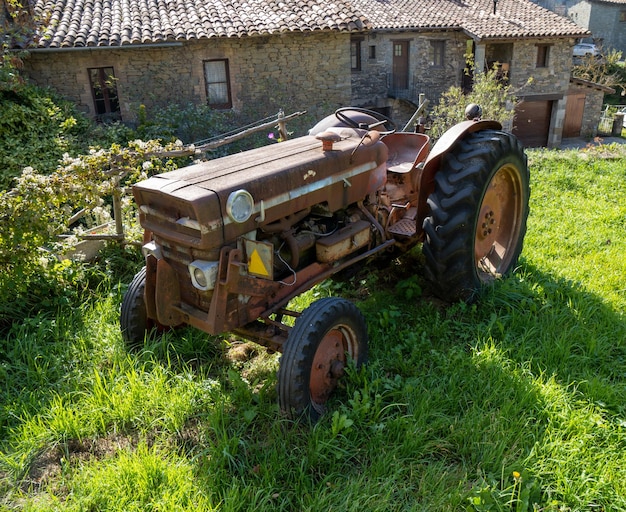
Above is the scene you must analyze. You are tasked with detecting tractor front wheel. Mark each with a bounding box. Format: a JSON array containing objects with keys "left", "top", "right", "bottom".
[
  {"left": 422, "top": 130, "right": 530, "bottom": 301},
  {"left": 278, "top": 298, "right": 368, "bottom": 422},
  {"left": 120, "top": 266, "right": 167, "bottom": 348}
]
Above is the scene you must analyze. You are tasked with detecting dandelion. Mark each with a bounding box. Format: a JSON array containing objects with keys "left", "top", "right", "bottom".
[{"left": 513, "top": 471, "right": 521, "bottom": 480}]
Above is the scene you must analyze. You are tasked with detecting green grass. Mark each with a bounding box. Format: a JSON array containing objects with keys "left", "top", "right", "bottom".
[{"left": 1, "top": 144, "right": 626, "bottom": 511}]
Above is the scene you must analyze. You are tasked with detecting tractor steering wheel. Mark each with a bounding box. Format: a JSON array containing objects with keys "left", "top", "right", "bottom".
[{"left": 334, "top": 107, "right": 397, "bottom": 135}]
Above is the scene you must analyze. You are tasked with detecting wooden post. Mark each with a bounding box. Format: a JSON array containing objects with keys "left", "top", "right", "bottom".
[
  {"left": 277, "top": 110, "right": 288, "bottom": 141},
  {"left": 112, "top": 173, "right": 124, "bottom": 243}
]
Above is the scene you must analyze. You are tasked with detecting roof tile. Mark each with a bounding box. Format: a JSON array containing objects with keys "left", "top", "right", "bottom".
[
  {"left": 30, "top": 0, "right": 587, "bottom": 49},
  {"left": 352, "top": 0, "right": 588, "bottom": 39}
]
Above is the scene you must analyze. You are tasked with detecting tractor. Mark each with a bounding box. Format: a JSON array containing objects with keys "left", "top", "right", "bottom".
[{"left": 121, "top": 106, "right": 530, "bottom": 421}]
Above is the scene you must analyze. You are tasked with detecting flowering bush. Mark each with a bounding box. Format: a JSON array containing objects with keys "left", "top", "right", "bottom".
[
  {"left": 3, "top": 141, "right": 163, "bottom": 260},
  {"left": 0, "top": 139, "right": 191, "bottom": 329}
]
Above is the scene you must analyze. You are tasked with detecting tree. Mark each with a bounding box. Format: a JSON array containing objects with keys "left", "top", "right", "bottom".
[
  {"left": 572, "top": 49, "right": 626, "bottom": 98},
  {"left": 1, "top": 0, "right": 37, "bottom": 91},
  {"left": 429, "top": 63, "right": 518, "bottom": 139}
]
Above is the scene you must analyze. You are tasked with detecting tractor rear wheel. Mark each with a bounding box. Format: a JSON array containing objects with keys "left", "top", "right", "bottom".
[
  {"left": 278, "top": 298, "right": 368, "bottom": 422},
  {"left": 422, "top": 130, "right": 529, "bottom": 301}
]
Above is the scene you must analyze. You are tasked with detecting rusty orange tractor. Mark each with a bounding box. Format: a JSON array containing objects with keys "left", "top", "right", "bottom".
[{"left": 121, "top": 106, "right": 529, "bottom": 421}]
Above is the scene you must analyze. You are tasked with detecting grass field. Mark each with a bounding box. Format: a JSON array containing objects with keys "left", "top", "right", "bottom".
[{"left": 1, "top": 143, "right": 626, "bottom": 511}]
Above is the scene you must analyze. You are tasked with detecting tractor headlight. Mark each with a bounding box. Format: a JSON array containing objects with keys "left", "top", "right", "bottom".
[
  {"left": 189, "top": 260, "right": 219, "bottom": 291},
  {"left": 226, "top": 189, "right": 254, "bottom": 223}
]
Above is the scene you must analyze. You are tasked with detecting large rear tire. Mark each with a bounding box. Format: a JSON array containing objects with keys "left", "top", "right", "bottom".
[
  {"left": 278, "top": 298, "right": 368, "bottom": 422},
  {"left": 422, "top": 130, "right": 530, "bottom": 301}
]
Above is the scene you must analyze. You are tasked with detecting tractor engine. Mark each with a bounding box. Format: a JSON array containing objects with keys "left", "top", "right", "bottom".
[{"left": 132, "top": 124, "right": 389, "bottom": 334}]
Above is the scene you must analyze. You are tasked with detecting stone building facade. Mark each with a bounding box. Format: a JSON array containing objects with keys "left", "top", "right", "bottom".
[
  {"left": 20, "top": 0, "right": 603, "bottom": 147},
  {"left": 349, "top": 32, "right": 585, "bottom": 146},
  {"left": 351, "top": 31, "right": 468, "bottom": 126},
  {"left": 507, "top": 39, "right": 578, "bottom": 146},
  {"left": 24, "top": 32, "right": 352, "bottom": 126}
]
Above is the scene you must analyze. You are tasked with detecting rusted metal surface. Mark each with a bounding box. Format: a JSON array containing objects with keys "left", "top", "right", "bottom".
[
  {"left": 133, "top": 132, "right": 388, "bottom": 245},
  {"left": 144, "top": 255, "right": 158, "bottom": 321},
  {"left": 310, "top": 329, "right": 346, "bottom": 405},
  {"left": 155, "top": 258, "right": 185, "bottom": 326},
  {"left": 136, "top": 113, "right": 498, "bottom": 348},
  {"left": 474, "top": 162, "right": 525, "bottom": 279}
]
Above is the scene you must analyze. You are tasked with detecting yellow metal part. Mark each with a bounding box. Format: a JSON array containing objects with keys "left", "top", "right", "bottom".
[{"left": 244, "top": 238, "right": 274, "bottom": 279}]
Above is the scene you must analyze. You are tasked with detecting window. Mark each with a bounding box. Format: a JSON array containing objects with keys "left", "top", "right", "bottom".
[
  {"left": 88, "top": 67, "right": 120, "bottom": 121},
  {"left": 536, "top": 45, "right": 550, "bottom": 68},
  {"left": 369, "top": 45, "right": 376, "bottom": 59},
  {"left": 620, "top": 10, "right": 626, "bottom": 22},
  {"left": 204, "top": 59, "right": 232, "bottom": 109},
  {"left": 430, "top": 40, "right": 445, "bottom": 67},
  {"left": 351, "top": 38, "right": 362, "bottom": 71}
]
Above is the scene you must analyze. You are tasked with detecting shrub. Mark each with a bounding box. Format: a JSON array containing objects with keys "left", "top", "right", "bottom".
[
  {"left": 429, "top": 64, "right": 518, "bottom": 139},
  {"left": 573, "top": 48, "right": 625, "bottom": 101},
  {"left": 0, "top": 84, "right": 123, "bottom": 190},
  {"left": 0, "top": 139, "right": 189, "bottom": 329},
  {"left": 133, "top": 102, "right": 302, "bottom": 156}
]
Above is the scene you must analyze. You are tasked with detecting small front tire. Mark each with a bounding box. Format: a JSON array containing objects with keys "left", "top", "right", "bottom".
[
  {"left": 278, "top": 297, "right": 368, "bottom": 422},
  {"left": 120, "top": 266, "right": 161, "bottom": 348}
]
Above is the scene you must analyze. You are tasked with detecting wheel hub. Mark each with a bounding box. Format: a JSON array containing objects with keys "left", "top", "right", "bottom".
[
  {"left": 474, "top": 164, "right": 523, "bottom": 279},
  {"left": 310, "top": 330, "right": 346, "bottom": 405}
]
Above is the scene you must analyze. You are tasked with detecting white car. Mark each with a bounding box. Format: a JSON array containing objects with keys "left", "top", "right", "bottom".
[{"left": 573, "top": 43, "right": 600, "bottom": 57}]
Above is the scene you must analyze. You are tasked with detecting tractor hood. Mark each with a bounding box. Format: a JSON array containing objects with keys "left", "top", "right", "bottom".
[{"left": 133, "top": 129, "right": 388, "bottom": 251}]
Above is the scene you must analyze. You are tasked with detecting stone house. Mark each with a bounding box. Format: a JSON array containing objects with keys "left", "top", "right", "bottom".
[
  {"left": 348, "top": 0, "right": 591, "bottom": 146},
  {"left": 17, "top": 0, "right": 596, "bottom": 147},
  {"left": 18, "top": 0, "right": 369, "bottom": 125},
  {"left": 530, "top": 0, "right": 626, "bottom": 56}
]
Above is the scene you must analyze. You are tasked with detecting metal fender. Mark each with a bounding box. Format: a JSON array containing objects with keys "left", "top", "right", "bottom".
[
  {"left": 424, "top": 119, "right": 502, "bottom": 173},
  {"left": 416, "top": 119, "right": 502, "bottom": 235}
]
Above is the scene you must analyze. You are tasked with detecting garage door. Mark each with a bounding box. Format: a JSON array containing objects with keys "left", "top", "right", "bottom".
[
  {"left": 513, "top": 100, "right": 552, "bottom": 147},
  {"left": 563, "top": 93, "right": 585, "bottom": 138}
]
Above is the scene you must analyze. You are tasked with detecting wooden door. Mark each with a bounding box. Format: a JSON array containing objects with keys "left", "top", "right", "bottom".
[
  {"left": 563, "top": 93, "right": 585, "bottom": 138},
  {"left": 513, "top": 100, "right": 552, "bottom": 147},
  {"left": 392, "top": 41, "right": 409, "bottom": 90}
]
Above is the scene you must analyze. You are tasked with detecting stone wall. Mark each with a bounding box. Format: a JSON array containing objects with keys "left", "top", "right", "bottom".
[
  {"left": 564, "top": 0, "right": 593, "bottom": 28},
  {"left": 22, "top": 32, "right": 352, "bottom": 126},
  {"left": 535, "top": 0, "right": 626, "bottom": 55},
  {"left": 509, "top": 38, "right": 575, "bottom": 94},
  {"left": 22, "top": 27, "right": 597, "bottom": 147},
  {"left": 351, "top": 31, "right": 467, "bottom": 128},
  {"left": 351, "top": 32, "right": 578, "bottom": 133},
  {"left": 585, "top": 2, "right": 626, "bottom": 55}
]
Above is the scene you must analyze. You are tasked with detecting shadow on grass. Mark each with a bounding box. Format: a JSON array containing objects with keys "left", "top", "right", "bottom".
[
  {"left": 2, "top": 253, "right": 626, "bottom": 509},
  {"left": 350, "top": 255, "right": 626, "bottom": 499}
]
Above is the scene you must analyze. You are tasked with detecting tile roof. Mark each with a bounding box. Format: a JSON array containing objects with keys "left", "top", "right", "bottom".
[
  {"left": 352, "top": 0, "right": 589, "bottom": 39},
  {"left": 30, "top": 0, "right": 588, "bottom": 49},
  {"left": 32, "top": 0, "right": 369, "bottom": 48}
]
